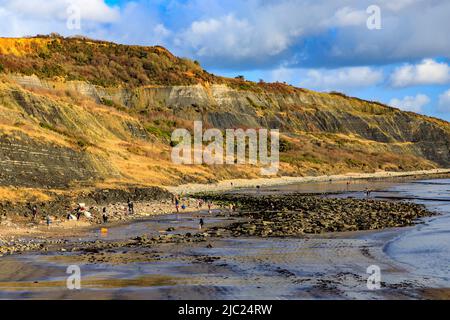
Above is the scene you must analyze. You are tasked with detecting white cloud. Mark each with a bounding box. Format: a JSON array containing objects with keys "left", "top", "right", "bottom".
[
  {"left": 438, "top": 89, "right": 450, "bottom": 113},
  {"left": 381, "top": 0, "right": 424, "bottom": 11},
  {"left": 153, "top": 24, "right": 171, "bottom": 38},
  {"left": 389, "top": 94, "right": 430, "bottom": 113},
  {"left": 170, "top": 0, "right": 450, "bottom": 70},
  {"left": 390, "top": 59, "right": 450, "bottom": 87},
  {"left": 0, "top": 0, "right": 121, "bottom": 38},
  {"left": 175, "top": 14, "right": 294, "bottom": 61},
  {"left": 0, "top": 0, "right": 450, "bottom": 72},
  {"left": 299, "top": 66, "right": 383, "bottom": 90},
  {"left": 328, "top": 7, "right": 367, "bottom": 27},
  {"left": 2, "top": 0, "right": 119, "bottom": 23},
  {"left": 172, "top": 1, "right": 372, "bottom": 66},
  {"left": 271, "top": 67, "right": 295, "bottom": 83}
]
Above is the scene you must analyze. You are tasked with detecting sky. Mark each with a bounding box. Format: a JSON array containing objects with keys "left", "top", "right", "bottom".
[{"left": 1, "top": 0, "right": 450, "bottom": 121}]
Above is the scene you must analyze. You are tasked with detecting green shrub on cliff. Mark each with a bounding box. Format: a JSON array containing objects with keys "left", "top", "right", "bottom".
[
  {"left": 279, "top": 138, "right": 293, "bottom": 152},
  {"left": 100, "top": 98, "right": 114, "bottom": 107},
  {"left": 145, "top": 125, "right": 172, "bottom": 142}
]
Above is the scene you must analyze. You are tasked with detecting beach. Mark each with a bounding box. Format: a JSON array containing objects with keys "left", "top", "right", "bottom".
[
  {"left": 0, "top": 171, "right": 449, "bottom": 299},
  {"left": 167, "top": 169, "right": 450, "bottom": 194}
]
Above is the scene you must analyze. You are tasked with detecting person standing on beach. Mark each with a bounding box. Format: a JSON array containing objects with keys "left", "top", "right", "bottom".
[
  {"left": 173, "top": 195, "right": 180, "bottom": 213},
  {"left": 199, "top": 218, "right": 204, "bottom": 230},
  {"left": 31, "top": 205, "right": 38, "bottom": 222},
  {"left": 46, "top": 215, "right": 51, "bottom": 228},
  {"left": 207, "top": 201, "right": 212, "bottom": 214},
  {"left": 76, "top": 204, "right": 82, "bottom": 220},
  {"left": 127, "top": 199, "right": 134, "bottom": 215},
  {"left": 102, "top": 207, "right": 108, "bottom": 224}
]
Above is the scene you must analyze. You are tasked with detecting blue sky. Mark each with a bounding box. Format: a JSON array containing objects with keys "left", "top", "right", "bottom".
[{"left": 1, "top": 0, "right": 450, "bottom": 121}]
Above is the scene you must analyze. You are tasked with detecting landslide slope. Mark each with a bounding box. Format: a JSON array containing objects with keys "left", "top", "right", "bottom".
[{"left": 0, "top": 35, "right": 449, "bottom": 194}]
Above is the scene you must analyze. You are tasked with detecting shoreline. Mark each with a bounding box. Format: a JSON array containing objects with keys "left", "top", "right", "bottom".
[
  {"left": 166, "top": 168, "right": 450, "bottom": 194},
  {"left": 0, "top": 199, "right": 218, "bottom": 243},
  {"left": 2, "top": 168, "right": 449, "bottom": 243},
  {"left": 0, "top": 209, "right": 442, "bottom": 299},
  {"left": 0, "top": 176, "right": 449, "bottom": 299}
]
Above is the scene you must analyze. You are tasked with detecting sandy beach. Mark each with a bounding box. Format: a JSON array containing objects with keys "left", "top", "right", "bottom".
[{"left": 167, "top": 169, "right": 450, "bottom": 194}]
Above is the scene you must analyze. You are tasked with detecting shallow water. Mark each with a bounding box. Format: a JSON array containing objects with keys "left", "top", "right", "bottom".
[
  {"left": 260, "top": 177, "right": 450, "bottom": 283},
  {"left": 84, "top": 212, "right": 230, "bottom": 242},
  {"left": 383, "top": 179, "right": 450, "bottom": 282}
]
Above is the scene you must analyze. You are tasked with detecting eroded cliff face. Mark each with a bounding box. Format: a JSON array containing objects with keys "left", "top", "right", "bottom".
[
  {"left": 0, "top": 132, "right": 106, "bottom": 188},
  {"left": 12, "top": 75, "right": 450, "bottom": 167},
  {"left": 129, "top": 85, "right": 450, "bottom": 167},
  {"left": 0, "top": 77, "right": 142, "bottom": 189},
  {"left": 0, "top": 67, "right": 449, "bottom": 192}
]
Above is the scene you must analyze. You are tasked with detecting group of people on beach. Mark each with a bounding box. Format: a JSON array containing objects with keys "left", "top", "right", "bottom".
[
  {"left": 173, "top": 195, "right": 212, "bottom": 213},
  {"left": 28, "top": 180, "right": 375, "bottom": 232},
  {"left": 172, "top": 194, "right": 212, "bottom": 229},
  {"left": 100, "top": 199, "right": 133, "bottom": 224},
  {"left": 28, "top": 197, "right": 137, "bottom": 227},
  {"left": 30, "top": 205, "right": 52, "bottom": 227}
]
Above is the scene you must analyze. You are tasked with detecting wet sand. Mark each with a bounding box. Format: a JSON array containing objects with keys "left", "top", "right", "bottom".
[
  {"left": 0, "top": 177, "right": 450, "bottom": 299},
  {"left": 0, "top": 225, "right": 435, "bottom": 299}
]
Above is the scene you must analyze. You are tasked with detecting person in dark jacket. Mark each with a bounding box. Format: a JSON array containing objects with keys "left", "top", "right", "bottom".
[
  {"left": 102, "top": 207, "right": 108, "bottom": 223},
  {"left": 31, "top": 205, "right": 38, "bottom": 221}
]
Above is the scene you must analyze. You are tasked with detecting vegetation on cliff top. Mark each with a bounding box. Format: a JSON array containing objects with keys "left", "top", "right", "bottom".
[
  {"left": 0, "top": 35, "right": 213, "bottom": 87},
  {"left": 0, "top": 35, "right": 305, "bottom": 94}
]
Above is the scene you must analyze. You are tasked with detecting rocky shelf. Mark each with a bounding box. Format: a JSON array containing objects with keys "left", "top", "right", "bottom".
[{"left": 198, "top": 193, "right": 435, "bottom": 237}]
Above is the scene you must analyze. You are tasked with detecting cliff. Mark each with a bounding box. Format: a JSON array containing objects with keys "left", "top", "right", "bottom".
[{"left": 0, "top": 35, "right": 449, "bottom": 195}]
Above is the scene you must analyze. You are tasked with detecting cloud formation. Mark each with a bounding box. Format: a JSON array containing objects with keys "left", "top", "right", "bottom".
[
  {"left": 390, "top": 59, "right": 450, "bottom": 88},
  {"left": 1, "top": 0, "right": 449, "bottom": 71},
  {"left": 166, "top": 0, "right": 450, "bottom": 70},
  {"left": 0, "top": 0, "right": 120, "bottom": 37},
  {"left": 389, "top": 94, "right": 430, "bottom": 113},
  {"left": 299, "top": 67, "right": 383, "bottom": 91}
]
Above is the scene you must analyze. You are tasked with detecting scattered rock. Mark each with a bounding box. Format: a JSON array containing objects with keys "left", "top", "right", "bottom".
[{"left": 200, "top": 193, "right": 435, "bottom": 237}]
